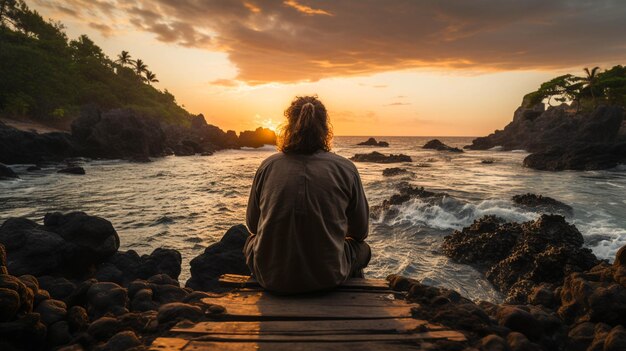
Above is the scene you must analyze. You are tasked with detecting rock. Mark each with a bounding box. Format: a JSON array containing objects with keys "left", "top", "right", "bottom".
[
  {"left": 0, "top": 274, "right": 33, "bottom": 314},
  {"left": 0, "top": 163, "right": 18, "bottom": 179},
  {"left": 0, "top": 244, "right": 7, "bottom": 274},
  {"left": 131, "top": 289, "right": 157, "bottom": 312},
  {"left": 370, "top": 185, "right": 449, "bottom": 221},
  {"left": 0, "top": 288, "right": 20, "bottom": 322},
  {"left": 0, "top": 122, "right": 75, "bottom": 165},
  {"left": 528, "top": 285, "right": 555, "bottom": 307},
  {"left": 422, "top": 139, "right": 463, "bottom": 152},
  {"left": 442, "top": 214, "right": 599, "bottom": 303},
  {"left": 101, "top": 330, "right": 141, "bottom": 351},
  {"left": 186, "top": 225, "right": 251, "bottom": 291},
  {"left": 71, "top": 108, "right": 166, "bottom": 159},
  {"left": 238, "top": 127, "right": 276, "bottom": 148},
  {"left": 466, "top": 103, "right": 625, "bottom": 171},
  {"left": 507, "top": 331, "right": 541, "bottom": 351},
  {"left": 87, "top": 282, "right": 128, "bottom": 318},
  {"left": 34, "top": 289, "right": 51, "bottom": 305},
  {"left": 480, "top": 334, "right": 507, "bottom": 351},
  {"left": 128, "top": 280, "right": 151, "bottom": 298},
  {"left": 147, "top": 273, "right": 179, "bottom": 286},
  {"left": 157, "top": 302, "right": 203, "bottom": 324},
  {"left": 38, "top": 276, "right": 76, "bottom": 301},
  {"left": 58, "top": 166, "right": 86, "bottom": 175},
  {"left": 96, "top": 248, "right": 182, "bottom": 286},
  {"left": 87, "top": 316, "right": 121, "bottom": 341},
  {"left": 47, "top": 321, "right": 72, "bottom": 347},
  {"left": 26, "top": 166, "right": 41, "bottom": 171},
  {"left": 567, "top": 322, "right": 596, "bottom": 351},
  {"left": 152, "top": 284, "right": 189, "bottom": 304},
  {"left": 18, "top": 275, "right": 39, "bottom": 293},
  {"left": 357, "top": 137, "right": 389, "bottom": 147},
  {"left": 0, "top": 213, "right": 120, "bottom": 277},
  {"left": 66, "top": 306, "right": 89, "bottom": 333},
  {"left": 512, "top": 193, "right": 574, "bottom": 216},
  {"left": 481, "top": 159, "right": 495, "bottom": 164},
  {"left": 382, "top": 167, "right": 408, "bottom": 176},
  {"left": 350, "top": 151, "right": 412, "bottom": 163},
  {"left": 0, "top": 313, "right": 47, "bottom": 350},
  {"left": 35, "top": 299, "right": 67, "bottom": 325},
  {"left": 497, "top": 306, "right": 541, "bottom": 340},
  {"left": 604, "top": 325, "right": 626, "bottom": 351}
]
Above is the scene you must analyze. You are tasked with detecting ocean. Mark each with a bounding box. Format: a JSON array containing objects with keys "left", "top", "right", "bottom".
[{"left": 1, "top": 136, "right": 625, "bottom": 302}]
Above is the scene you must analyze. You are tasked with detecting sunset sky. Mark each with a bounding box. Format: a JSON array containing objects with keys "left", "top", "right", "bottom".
[{"left": 30, "top": 0, "right": 626, "bottom": 136}]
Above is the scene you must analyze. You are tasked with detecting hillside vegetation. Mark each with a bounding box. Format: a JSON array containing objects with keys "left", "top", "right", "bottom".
[{"left": 0, "top": 0, "right": 191, "bottom": 125}]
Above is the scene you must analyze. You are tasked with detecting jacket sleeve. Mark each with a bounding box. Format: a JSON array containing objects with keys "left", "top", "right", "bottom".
[
  {"left": 346, "top": 171, "right": 369, "bottom": 241},
  {"left": 246, "top": 167, "right": 262, "bottom": 235}
]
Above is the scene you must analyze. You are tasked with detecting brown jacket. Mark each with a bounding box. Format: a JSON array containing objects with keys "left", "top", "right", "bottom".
[{"left": 245, "top": 151, "right": 369, "bottom": 293}]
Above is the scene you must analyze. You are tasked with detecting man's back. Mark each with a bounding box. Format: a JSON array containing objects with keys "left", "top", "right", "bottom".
[{"left": 245, "top": 151, "right": 369, "bottom": 293}]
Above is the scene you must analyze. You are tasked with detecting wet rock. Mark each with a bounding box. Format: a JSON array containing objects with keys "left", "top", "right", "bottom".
[
  {"left": 497, "top": 306, "right": 541, "bottom": 340},
  {"left": 35, "top": 299, "right": 67, "bottom": 325},
  {"left": 382, "top": 167, "right": 408, "bottom": 177},
  {"left": 0, "top": 313, "right": 47, "bottom": 350},
  {"left": 507, "top": 331, "right": 540, "bottom": 351},
  {"left": 370, "top": 185, "right": 448, "bottom": 221},
  {"left": 153, "top": 284, "right": 189, "bottom": 304},
  {"left": 100, "top": 330, "right": 141, "bottom": 351},
  {"left": 0, "top": 163, "right": 18, "bottom": 179},
  {"left": 67, "top": 305, "right": 89, "bottom": 333},
  {"left": 87, "top": 282, "right": 128, "bottom": 318},
  {"left": 34, "top": 289, "right": 51, "bottom": 305},
  {"left": 38, "top": 276, "right": 76, "bottom": 301},
  {"left": 131, "top": 289, "right": 157, "bottom": 312},
  {"left": 442, "top": 214, "right": 598, "bottom": 302},
  {"left": 528, "top": 285, "right": 555, "bottom": 307},
  {"left": 0, "top": 244, "right": 7, "bottom": 274},
  {"left": 604, "top": 325, "right": 626, "bottom": 351},
  {"left": 422, "top": 139, "right": 463, "bottom": 152},
  {"left": 357, "top": 137, "right": 389, "bottom": 147},
  {"left": 58, "top": 166, "right": 86, "bottom": 175},
  {"left": 147, "top": 273, "right": 179, "bottom": 287},
  {"left": 0, "top": 122, "right": 75, "bottom": 164},
  {"left": 47, "top": 321, "right": 72, "bottom": 347},
  {"left": 186, "top": 225, "right": 251, "bottom": 291},
  {"left": 96, "top": 248, "right": 182, "bottom": 286},
  {"left": 567, "top": 322, "right": 596, "bottom": 351},
  {"left": 128, "top": 280, "right": 151, "bottom": 299},
  {"left": 511, "top": 193, "right": 573, "bottom": 216},
  {"left": 87, "top": 316, "right": 121, "bottom": 341},
  {"left": 350, "top": 151, "right": 412, "bottom": 163},
  {"left": 18, "top": 275, "right": 38, "bottom": 293},
  {"left": 481, "top": 159, "right": 495, "bottom": 164},
  {"left": 0, "top": 212, "right": 120, "bottom": 277},
  {"left": 0, "top": 274, "right": 33, "bottom": 314},
  {"left": 157, "top": 302, "right": 203, "bottom": 324}
]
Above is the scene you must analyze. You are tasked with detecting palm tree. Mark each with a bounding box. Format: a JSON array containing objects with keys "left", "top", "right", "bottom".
[
  {"left": 581, "top": 66, "right": 600, "bottom": 106},
  {"left": 134, "top": 59, "right": 147, "bottom": 75},
  {"left": 115, "top": 50, "right": 133, "bottom": 66},
  {"left": 144, "top": 70, "right": 159, "bottom": 85}
]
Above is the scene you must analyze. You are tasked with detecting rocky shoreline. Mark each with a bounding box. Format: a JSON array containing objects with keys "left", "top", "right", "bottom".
[
  {"left": 465, "top": 103, "right": 626, "bottom": 171},
  {"left": 0, "top": 108, "right": 276, "bottom": 166},
  {"left": 1, "top": 196, "right": 623, "bottom": 350}
]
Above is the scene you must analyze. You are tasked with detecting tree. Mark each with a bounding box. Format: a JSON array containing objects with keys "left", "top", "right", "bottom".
[
  {"left": 144, "top": 70, "right": 159, "bottom": 84},
  {"left": 579, "top": 66, "right": 600, "bottom": 107},
  {"left": 133, "top": 59, "right": 147, "bottom": 75},
  {"left": 115, "top": 50, "right": 133, "bottom": 67}
]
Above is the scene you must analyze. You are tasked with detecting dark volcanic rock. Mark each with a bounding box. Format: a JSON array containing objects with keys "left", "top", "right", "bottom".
[
  {"left": 0, "top": 163, "right": 18, "bottom": 179},
  {"left": 0, "top": 121, "right": 75, "bottom": 165},
  {"left": 186, "top": 225, "right": 251, "bottom": 291},
  {"left": 72, "top": 108, "right": 166, "bottom": 159},
  {"left": 466, "top": 103, "right": 625, "bottom": 171},
  {"left": 357, "top": 137, "right": 389, "bottom": 147},
  {"left": 238, "top": 127, "right": 277, "bottom": 148},
  {"left": 58, "top": 166, "right": 86, "bottom": 175},
  {"left": 382, "top": 167, "right": 408, "bottom": 177},
  {"left": 350, "top": 151, "right": 412, "bottom": 163},
  {"left": 423, "top": 139, "right": 463, "bottom": 152},
  {"left": 0, "top": 212, "right": 120, "bottom": 276},
  {"left": 442, "top": 214, "right": 599, "bottom": 303},
  {"left": 95, "top": 248, "right": 182, "bottom": 286},
  {"left": 512, "top": 193, "right": 574, "bottom": 216}
]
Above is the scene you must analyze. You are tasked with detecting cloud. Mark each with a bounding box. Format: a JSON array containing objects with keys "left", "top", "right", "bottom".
[
  {"left": 210, "top": 79, "right": 240, "bottom": 87},
  {"left": 385, "top": 102, "right": 412, "bottom": 106},
  {"left": 35, "top": 0, "right": 626, "bottom": 84}
]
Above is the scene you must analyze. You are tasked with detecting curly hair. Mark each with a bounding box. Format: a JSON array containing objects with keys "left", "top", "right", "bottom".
[{"left": 278, "top": 96, "right": 333, "bottom": 154}]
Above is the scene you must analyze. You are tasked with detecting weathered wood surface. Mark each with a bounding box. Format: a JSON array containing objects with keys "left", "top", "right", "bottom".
[{"left": 150, "top": 276, "right": 467, "bottom": 350}]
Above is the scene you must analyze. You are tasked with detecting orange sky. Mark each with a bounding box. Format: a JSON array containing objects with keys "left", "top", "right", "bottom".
[{"left": 30, "top": 0, "right": 626, "bottom": 136}]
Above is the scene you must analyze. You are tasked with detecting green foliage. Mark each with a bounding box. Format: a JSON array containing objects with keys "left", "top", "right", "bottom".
[
  {"left": 523, "top": 65, "right": 626, "bottom": 111},
  {"left": 0, "top": 0, "right": 190, "bottom": 124}
]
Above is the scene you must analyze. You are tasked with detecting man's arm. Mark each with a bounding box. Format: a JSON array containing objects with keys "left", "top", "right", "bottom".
[
  {"left": 346, "top": 172, "right": 369, "bottom": 242},
  {"left": 246, "top": 168, "right": 262, "bottom": 235}
]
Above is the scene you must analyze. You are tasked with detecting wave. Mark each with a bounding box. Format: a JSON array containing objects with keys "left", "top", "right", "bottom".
[{"left": 240, "top": 145, "right": 277, "bottom": 151}]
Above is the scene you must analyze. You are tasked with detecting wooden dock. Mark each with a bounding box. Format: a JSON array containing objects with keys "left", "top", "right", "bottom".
[{"left": 150, "top": 274, "right": 466, "bottom": 350}]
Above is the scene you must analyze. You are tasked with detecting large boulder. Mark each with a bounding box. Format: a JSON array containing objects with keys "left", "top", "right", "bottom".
[
  {"left": 95, "top": 248, "right": 182, "bottom": 286},
  {"left": 0, "top": 212, "right": 120, "bottom": 277},
  {"left": 350, "top": 151, "right": 412, "bottom": 163},
  {"left": 0, "top": 163, "right": 18, "bottom": 179},
  {"left": 71, "top": 108, "right": 166, "bottom": 159},
  {"left": 442, "top": 214, "right": 599, "bottom": 303},
  {"left": 422, "top": 139, "right": 463, "bottom": 152},
  {"left": 238, "top": 127, "right": 276, "bottom": 148},
  {"left": 186, "top": 225, "right": 251, "bottom": 291},
  {"left": 0, "top": 122, "right": 75, "bottom": 165},
  {"left": 511, "top": 193, "right": 573, "bottom": 216}
]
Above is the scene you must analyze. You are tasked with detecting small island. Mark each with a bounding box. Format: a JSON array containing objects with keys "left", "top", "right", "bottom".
[
  {"left": 422, "top": 139, "right": 463, "bottom": 153},
  {"left": 350, "top": 151, "right": 412, "bottom": 163},
  {"left": 357, "top": 137, "right": 389, "bottom": 147}
]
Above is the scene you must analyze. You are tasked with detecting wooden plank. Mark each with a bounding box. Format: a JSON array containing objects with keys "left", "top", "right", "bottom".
[
  {"left": 219, "top": 274, "right": 390, "bottom": 290},
  {"left": 172, "top": 318, "right": 439, "bottom": 335},
  {"left": 200, "top": 290, "right": 410, "bottom": 307},
  {"left": 188, "top": 330, "right": 466, "bottom": 342},
  {"left": 209, "top": 300, "right": 416, "bottom": 319},
  {"left": 182, "top": 341, "right": 425, "bottom": 351},
  {"left": 149, "top": 337, "right": 189, "bottom": 351}
]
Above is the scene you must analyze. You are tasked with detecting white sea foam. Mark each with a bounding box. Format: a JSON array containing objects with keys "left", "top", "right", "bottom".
[{"left": 488, "top": 146, "right": 503, "bottom": 151}]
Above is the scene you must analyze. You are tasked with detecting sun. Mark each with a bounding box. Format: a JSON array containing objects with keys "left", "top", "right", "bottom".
[{"left": 261, "top": 118, "right": 278, "bottom": 132}]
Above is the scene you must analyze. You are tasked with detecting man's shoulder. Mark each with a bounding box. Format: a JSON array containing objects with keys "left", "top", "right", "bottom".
[{"left": 319, "top": 151, "right": 358, "bottom": 173}]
